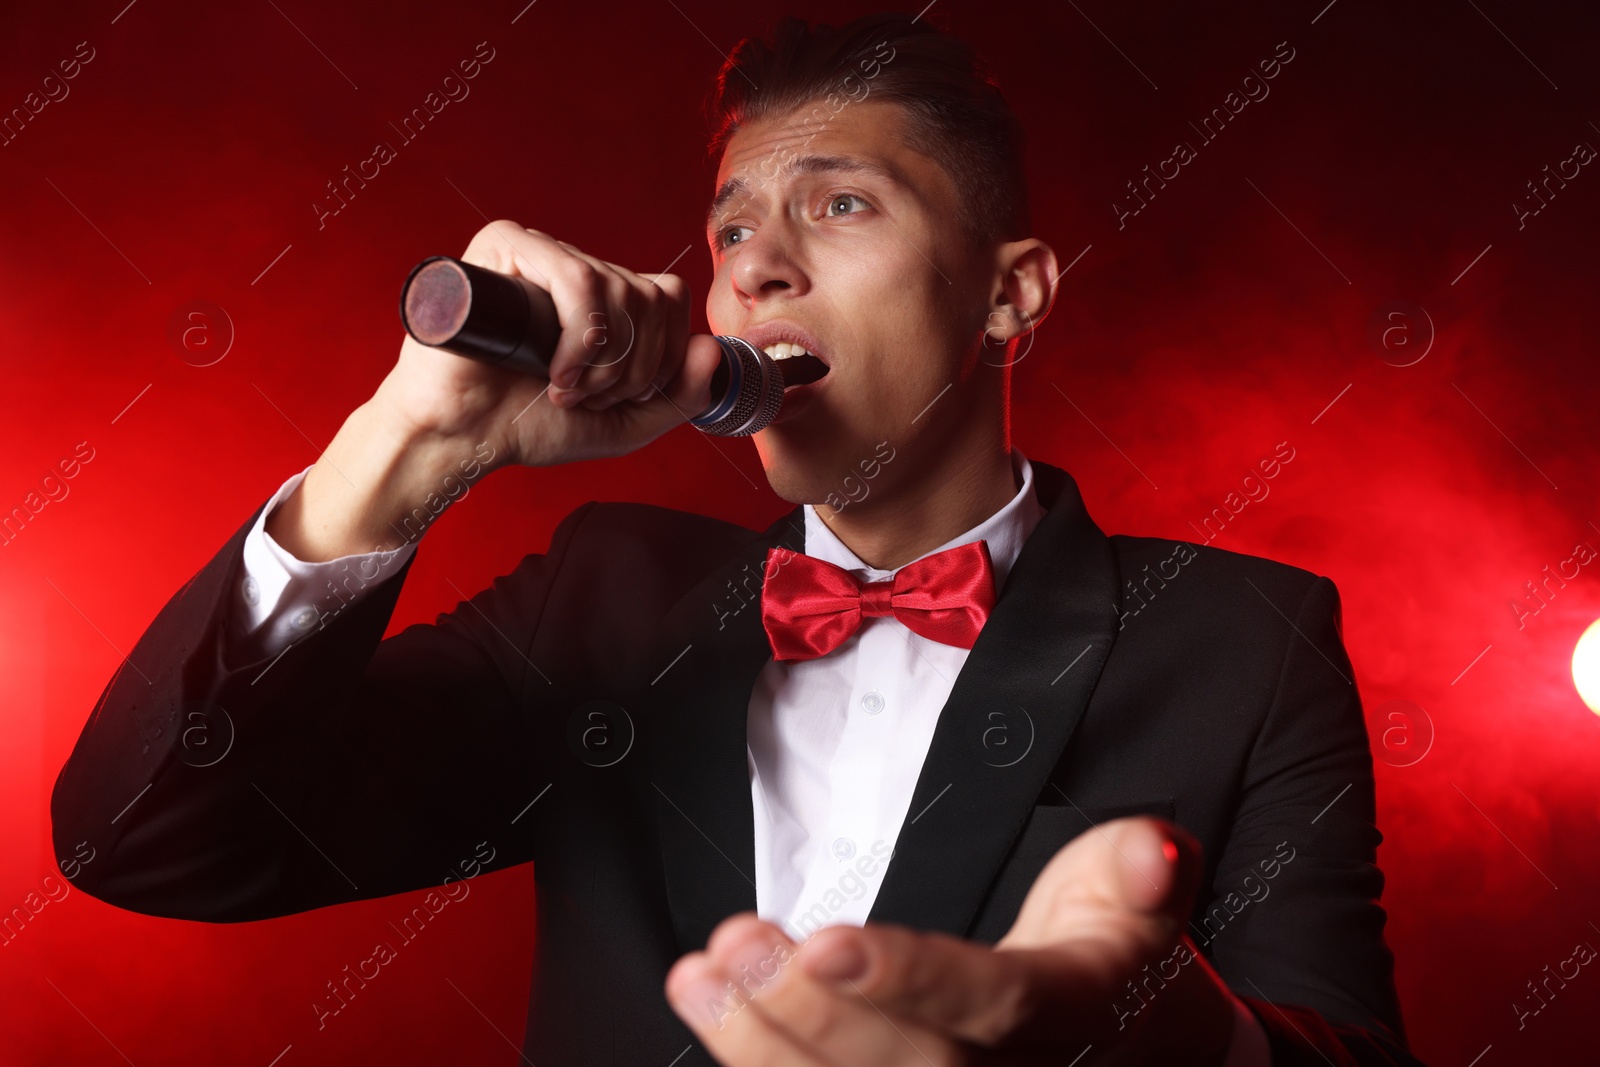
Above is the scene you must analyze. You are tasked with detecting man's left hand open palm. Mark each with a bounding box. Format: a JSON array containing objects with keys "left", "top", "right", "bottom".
[{"left": 666, "top": 815, "right": 1232, "bottom": 1066}]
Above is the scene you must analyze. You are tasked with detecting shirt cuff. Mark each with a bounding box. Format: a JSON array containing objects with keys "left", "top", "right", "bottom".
[
  {"left": 233, "top": 465, "right": 419, "bottom": 656},
  {"left": 1221, "top": 988, "right": 1272, "bottom": 1067}
]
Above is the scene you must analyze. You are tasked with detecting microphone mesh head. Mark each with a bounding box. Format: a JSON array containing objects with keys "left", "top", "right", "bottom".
[
  {"left": 402, "top": 258, "right": 471, "bottom": 344},
  {"left": 693, "top": 337, "right": 785, "bottom": 436}
]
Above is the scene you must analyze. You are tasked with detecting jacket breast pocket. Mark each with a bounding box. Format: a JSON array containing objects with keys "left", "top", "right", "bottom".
[{"left": 967, "top": 796, "right": 1176, "bottom": 943}]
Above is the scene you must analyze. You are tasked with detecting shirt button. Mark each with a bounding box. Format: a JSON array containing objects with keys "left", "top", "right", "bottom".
[
  {"left": 860, "top": 690, "right": 885, "bottom": 715},
  {"left": 832, "top": 837, "right": 855, "bottom": 860},
  {"left": 242, "top": 576, "right": 259, "bottom": 606},
  {"left": 291, "top": 607, "right": 318, "bottom": 631}
]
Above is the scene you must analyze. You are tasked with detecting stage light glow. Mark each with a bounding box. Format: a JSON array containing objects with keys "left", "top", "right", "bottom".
[{"left": 1574, "top": 619, "right": 1600, "bottom": 716}]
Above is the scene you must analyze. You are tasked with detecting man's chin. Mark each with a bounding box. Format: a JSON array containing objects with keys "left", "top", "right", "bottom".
[
  {"left": 755, "top": 457, "right": 829, "bottom": 508},
  {"left": 754, "top": 423, "right": 848, "bottom": 507},
  {"left": 755, "top": 430, "right": 907, "bottom": 515}
]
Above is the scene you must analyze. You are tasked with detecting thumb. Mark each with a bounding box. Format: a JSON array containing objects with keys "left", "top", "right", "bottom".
[
  {"left": 1001, "top": 816, "right": 1204, "bottom": 950},
  {"left": 1112, "top": 817, "right": 1204, "bottom": 922},
  {"left": 600, "top": 334, "right": 721, "bottom": 444},
  {"left": 630, "top": 333, "right": 721, "bottom": 432}
]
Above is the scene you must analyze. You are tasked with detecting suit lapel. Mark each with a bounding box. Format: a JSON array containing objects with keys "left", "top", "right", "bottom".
[
  {"left": 644, "top": 507, "right": 802, "bottom": 953},
  {"left": 866, "top": 461, "right": 1122, "bottom": 936}
]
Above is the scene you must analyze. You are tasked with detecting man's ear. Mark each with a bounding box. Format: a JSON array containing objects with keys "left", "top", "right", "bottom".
[{"left": 984, "top": 238, "right": 1058, "bottom": 347}]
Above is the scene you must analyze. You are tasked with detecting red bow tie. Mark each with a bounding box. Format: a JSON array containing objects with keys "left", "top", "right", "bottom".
[{"left": 760, "top": 540, "right": 997, "bottom": 662}]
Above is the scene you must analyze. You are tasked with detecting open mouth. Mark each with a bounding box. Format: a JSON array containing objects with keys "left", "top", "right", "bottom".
[{"left": 761, "top": 342, "right": 830, "bottom": 389}]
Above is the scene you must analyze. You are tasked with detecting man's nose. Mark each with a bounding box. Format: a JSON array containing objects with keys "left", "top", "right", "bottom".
[{"left": 731, "top": 226, "right": 808, "bottom": 308}]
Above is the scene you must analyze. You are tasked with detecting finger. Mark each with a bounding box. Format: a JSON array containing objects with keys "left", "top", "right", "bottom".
[
  {"left": 472, "top": 227, "right": 683, "bottom": 404},
  {"left": 554, "top": 333, "right": 718, "bottom": 435},
  {"left": 480, "top": 227, "right": 629, "bottom": 394},
  {"left": 1002, "top": 816, "right": 1202, "bottom": 949},
  {"left": 561, "top": 263, "right": 636, "bottom": 395},
  {"left": 603, "top": 333, "right": 720, "bottom": 431},
  {"left": 665, "top": 947, "right": 833, "bottom": 1067},
  {"left": 464, "top": 224, "right": 612, "bottom": 392},
  {"left": 638, "top": 271, "right": 691, "bottom": 392},
  {"left": 656, "top": 333, "right": 721, "bottom": 420},
  {"left": 798, "top": 921, "right": 1043, "bottom": 1049},
  {"left": 596, "top": 292, "right": 661, "bottom": 402},
  {"left": 459, "top": 219, "right": 557, "bottom": 284},
  {"left": 716, "top": 916, "right": 965, "bottom": 1067},
  {"left": 578, "top": 260, "right": 689, "bottom": 404},
  {"left": 552, "top": 240, "right": 657, "bottom": 398},
  {"left": 723, "top": 921, "right": 960, "bottom": 1067}
]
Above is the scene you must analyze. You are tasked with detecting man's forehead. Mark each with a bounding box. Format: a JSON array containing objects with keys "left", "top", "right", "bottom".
[
  {"left": 715, "top": 101, "right": 909, "bottom": 180},
  {"left": 723, "top": 107, "right": 864, "bottom": 161}
]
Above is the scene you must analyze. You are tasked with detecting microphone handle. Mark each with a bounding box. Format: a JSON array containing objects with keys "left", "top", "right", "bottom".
[{"left": 399, "top": 255, "right": 783, "bottom": 437}]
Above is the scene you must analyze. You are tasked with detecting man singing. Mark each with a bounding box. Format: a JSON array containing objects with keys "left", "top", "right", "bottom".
[{"left": 53, "top": 12, "right": 1422, "bottom": 1065}]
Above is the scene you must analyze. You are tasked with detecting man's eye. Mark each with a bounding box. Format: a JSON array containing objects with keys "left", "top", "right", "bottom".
[
  {"left": 719, "top": 225, "right": 753, "bottom": 248},
  {"left": 826, "top": 194, "right": 868, "bottom": 216}
]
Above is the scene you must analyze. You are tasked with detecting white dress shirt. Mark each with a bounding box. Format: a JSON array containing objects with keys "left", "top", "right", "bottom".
[
  {"left": 231, "top": 450, "right": 1269, "bottom": 1065},
  {"left": 748, "top": 449, "right": 1045, "bottom": 938},
  {"left": 229, "top": 466, "right": 419, "bottom": 658}
]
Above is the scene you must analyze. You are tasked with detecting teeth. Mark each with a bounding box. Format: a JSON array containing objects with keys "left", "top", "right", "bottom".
[{"left": 761, "top": 341, "right": 810, "bottom": 361}]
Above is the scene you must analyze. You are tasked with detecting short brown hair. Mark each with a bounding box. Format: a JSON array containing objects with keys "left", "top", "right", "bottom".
[{"left": 707, "top": 12, "right": 1031, "bottom": 247}]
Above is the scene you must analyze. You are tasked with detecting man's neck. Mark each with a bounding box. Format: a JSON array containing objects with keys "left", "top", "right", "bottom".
[{"left": 813, "top": 436, "right": 1017, "bottom": 572}]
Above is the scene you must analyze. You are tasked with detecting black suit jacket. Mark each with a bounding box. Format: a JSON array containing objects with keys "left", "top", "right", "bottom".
[{"left": 52, "top": 459, "right": 1423, "bottom": 1065}]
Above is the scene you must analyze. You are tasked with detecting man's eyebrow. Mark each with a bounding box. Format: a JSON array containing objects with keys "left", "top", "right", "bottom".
[{"left": 704, "top": 155, "right": 905, "bottom": 231}]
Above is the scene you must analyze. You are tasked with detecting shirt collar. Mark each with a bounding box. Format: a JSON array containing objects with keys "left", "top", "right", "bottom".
[{"left": 801, "top": 449, "right": 1044, "bottom": 591}]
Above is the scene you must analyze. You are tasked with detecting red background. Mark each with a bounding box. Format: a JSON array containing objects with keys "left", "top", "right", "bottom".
[{"left": 2, "top": 1, "right": 1596, "bottom": 1063}]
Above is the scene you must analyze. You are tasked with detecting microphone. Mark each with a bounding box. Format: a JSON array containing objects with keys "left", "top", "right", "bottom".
[{"left": 399, "top": 255, "right": 821, "bottom": 436}]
